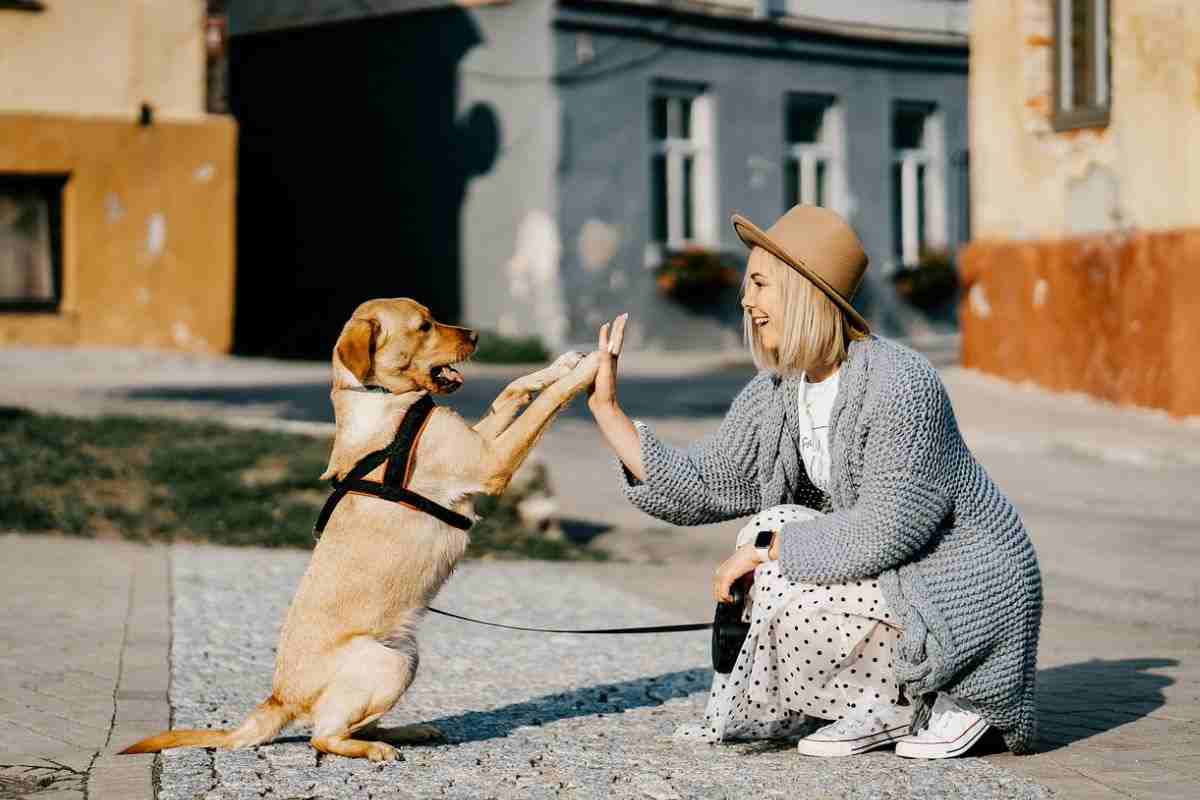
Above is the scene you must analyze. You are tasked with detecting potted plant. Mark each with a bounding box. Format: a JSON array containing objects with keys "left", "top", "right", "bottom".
[
  {"left": 654, "top": 247, "right": 742, "bottom": 305},
  {"left": 891, "top": 248, "right": 960, "bottom": 312}
]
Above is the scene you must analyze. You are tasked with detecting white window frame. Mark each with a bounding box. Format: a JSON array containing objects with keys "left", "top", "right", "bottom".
[
  {"left": 650, "top": 87, "right": 716, "bottom": 250},
  {"left": 784, "top": 97, "right": 847, "bottom": 215},
  {"left": 892, "top": 104, "right": 947, "bottom": 268},
  {"left": 1054, "top": 0, "right": 1110, "bottom": 130}
]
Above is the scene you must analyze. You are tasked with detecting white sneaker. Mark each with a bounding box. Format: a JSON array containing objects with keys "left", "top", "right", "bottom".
[
  {"left": 895, "top": 693, "right": 990, "bottom": 759},
  {"left": 796, "top": 706, "right": 913, "bottom": 757}
]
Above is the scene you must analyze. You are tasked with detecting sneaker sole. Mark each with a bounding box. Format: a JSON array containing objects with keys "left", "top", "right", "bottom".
[
  {"left": 895, "top": 719, "right": 989, "bottom": 760},
  {"left": 797, "top": 725, "right": 910, "bottom": 758}
]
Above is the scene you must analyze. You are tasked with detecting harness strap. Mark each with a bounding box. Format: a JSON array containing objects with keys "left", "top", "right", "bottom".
[{"left": 314, "top": 394, "right": 472, "bottom": 536}]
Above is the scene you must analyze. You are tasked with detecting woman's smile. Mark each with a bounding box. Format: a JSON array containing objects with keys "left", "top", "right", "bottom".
[{"left": 743, "top": 266, "right": 783, "bottom": 351}]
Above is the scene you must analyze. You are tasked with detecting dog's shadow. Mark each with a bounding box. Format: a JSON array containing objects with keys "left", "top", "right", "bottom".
[{"left": 273, "top": 667, "right": 711, "bottom": 747}]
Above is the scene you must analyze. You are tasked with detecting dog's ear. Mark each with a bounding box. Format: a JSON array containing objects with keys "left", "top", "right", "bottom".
[{"left": 335, "top": 317, "right": 378, "bottom": 384}]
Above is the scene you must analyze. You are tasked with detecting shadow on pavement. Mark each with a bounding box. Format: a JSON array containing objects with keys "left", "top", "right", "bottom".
[
  {"left": 270, "top": 668, "right": 710, "bottom": 747},
  {"left": 1033, "top": 657, "right": 1176, "bottom": 752},
  {"left": 121, "top": 368, "right": 759, "bottom": 424}
]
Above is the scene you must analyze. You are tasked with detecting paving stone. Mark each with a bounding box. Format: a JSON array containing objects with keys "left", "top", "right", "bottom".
[{"left": 158, "top": 546, "right": 1054, "bottom": 800}]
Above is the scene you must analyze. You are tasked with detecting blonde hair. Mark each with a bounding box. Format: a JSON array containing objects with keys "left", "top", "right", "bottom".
[{"left": 742, "top": 246, "right": 867, "bottom": 377}]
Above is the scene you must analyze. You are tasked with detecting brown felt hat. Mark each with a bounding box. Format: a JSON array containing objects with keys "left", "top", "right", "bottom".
[{"left": 732, "top": 205, "right": 870, "bottom": 334}]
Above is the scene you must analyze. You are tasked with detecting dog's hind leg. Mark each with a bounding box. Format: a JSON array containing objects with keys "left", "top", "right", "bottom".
[{"left": 308, "top": 637, "right": 419, "bottom": 762}]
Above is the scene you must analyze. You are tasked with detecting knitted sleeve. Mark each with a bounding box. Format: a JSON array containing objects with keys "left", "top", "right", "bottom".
[
  {"left": 778, "top": 359, "right": 954, "bottom": 583},
  {"left": 616, "top": 374, "right": 769, "bottom": 525}
]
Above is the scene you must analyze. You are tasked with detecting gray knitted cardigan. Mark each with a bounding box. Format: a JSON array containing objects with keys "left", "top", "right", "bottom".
[{"left": 620, "top": 335, "right": 1042, "bottom": 754}]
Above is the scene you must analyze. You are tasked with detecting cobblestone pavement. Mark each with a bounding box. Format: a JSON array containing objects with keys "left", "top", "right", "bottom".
[{"left": 159, "top": 547, "right": 1051, "bottom": 800}]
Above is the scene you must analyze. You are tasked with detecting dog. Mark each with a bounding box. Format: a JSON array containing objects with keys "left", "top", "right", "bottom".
[{"left": 121, "top": 297, "right": 600, "bottom": 761}]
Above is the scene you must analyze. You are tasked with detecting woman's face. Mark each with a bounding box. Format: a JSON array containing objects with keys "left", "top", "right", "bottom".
[{"left": 742, "top": 255, "right": 785, "bottom": 353}]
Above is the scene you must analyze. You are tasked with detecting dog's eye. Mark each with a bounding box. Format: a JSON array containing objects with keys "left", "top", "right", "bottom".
[{"left": 419, "top": 321, "right": 431, "bottom": 332}]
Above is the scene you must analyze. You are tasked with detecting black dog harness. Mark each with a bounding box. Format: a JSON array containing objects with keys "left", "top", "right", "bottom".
[
  {"left": 313, "top": 393, "right": 472, "bottom": 536},
  {"left": 310, "top": 388, "right": 716, "bottom": 649}
]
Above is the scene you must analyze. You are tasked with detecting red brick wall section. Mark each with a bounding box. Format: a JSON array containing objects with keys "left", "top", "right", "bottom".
[{"left": 959, "top": 229, "right": 1200, "bottom": 417}]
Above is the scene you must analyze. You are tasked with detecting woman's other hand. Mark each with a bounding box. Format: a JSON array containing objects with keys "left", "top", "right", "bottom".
[
  {"left": 713, "top": 544, "right": 765, "bottom": 603},
  {"left": 588, "top": 312, "right": 627, "bottom": 412}
]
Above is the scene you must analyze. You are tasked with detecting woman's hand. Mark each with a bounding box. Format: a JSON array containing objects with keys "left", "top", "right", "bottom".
[
  {"left": 588, "top": 313, "right": 627, "bottom": 413},
  {"left": 586, "top": 314, "right": 646, "bottom": 481},
  {"left": 713, "top": 545, "right": 764, "bottom": 603}
]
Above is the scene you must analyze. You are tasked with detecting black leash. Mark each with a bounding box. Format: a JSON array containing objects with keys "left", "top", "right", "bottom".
[{"left": 426, "top": 606, "right": 711, "bottom": 634}]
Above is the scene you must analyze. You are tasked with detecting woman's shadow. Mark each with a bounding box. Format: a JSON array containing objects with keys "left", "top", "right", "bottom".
[
  {"left": 419, "top": 657, "right": 1176, "bottom": 751},
  {"left": 976, "top": 657, "right": 1178, "bottom": 755}
]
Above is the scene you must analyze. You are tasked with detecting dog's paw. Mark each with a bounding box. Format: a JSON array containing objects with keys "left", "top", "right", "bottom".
[
  {"left": 366, "top": 741, "right": 401, "bottom": 762},
  {"left": 551, "top": 350, "right": 586, "bottom": 371}
]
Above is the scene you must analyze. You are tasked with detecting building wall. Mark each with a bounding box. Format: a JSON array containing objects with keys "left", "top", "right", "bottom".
[
  {"left": 0, "top": 0, "right": 206, "bottom": 120},
  {"left": 962, "top": 0, "right": 1200, "bottom": 416},
  {"left": 456, "top": 0, "right": 564, "bottom": 347},
  {"left": 969, "top": 0, "right": 1200, "bottom": 239},
  {"left": 0, "top": 114, "right": 237, "bottom": 351},
  {"left": 549, "top": 5, "right": 968, "bottom": 350}
]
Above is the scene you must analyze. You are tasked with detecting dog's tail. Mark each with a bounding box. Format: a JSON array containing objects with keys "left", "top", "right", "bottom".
[{"left": 119, "top": 696, "right": 295, "bottom": 754}]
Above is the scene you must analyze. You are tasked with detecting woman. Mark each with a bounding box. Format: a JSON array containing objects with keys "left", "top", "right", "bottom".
[{"left": 587, "top": 206, "right": 1041, "bottom": 759}]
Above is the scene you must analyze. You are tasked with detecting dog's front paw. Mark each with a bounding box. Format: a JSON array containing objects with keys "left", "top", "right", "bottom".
[
  {"left": 551, "top": 350, "right": 586, "bottom": 372},
  {"left": 566, "top": 351, "right": 602, "bottom": 389}
]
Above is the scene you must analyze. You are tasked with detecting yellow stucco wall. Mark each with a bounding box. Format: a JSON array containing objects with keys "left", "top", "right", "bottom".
[
  {"left": 969, "top": 0, "right": 1200, "bottom": 239},
  {"left": 0, "top": 0, "right": 205, "bottom": 120},
  {"left": 0, "top": 113, "right": 236, "bottom": 352}
]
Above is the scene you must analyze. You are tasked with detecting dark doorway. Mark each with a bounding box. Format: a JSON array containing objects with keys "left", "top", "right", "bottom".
[{"left": 229, "top": 9, "right": 497, "bottom": 358}]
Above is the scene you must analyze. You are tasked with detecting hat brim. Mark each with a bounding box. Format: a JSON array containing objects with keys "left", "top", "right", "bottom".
[{"left": 732, "top": 213, "right": 871, "bottom": 335}]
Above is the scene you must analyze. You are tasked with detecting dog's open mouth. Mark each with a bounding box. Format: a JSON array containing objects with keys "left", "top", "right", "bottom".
[{"left": 430, "top": 363, "right": 465, "bottom": 393}]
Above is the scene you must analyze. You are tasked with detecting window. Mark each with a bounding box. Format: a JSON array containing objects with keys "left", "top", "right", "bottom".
[
  {"left": 0, "top": 175, "right": 66, "bottom": 312},
  {"left": 650, "top": 84, "right": 715, "bottom": 248},
  {"left": 891, "top": 102, "right": 946, "bottom": 267},
  {"left": 783, "top": 93, "right": 845, "bottom": 214},
  {"left": 1053, "top": 0, "right": 1110, "bottom": 131}
]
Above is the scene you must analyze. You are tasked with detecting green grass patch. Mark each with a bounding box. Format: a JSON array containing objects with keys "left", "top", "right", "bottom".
[
  {"left": 470, "top": 330, "right": 550, "bottom": 364},
  {"left": 0, "top": 407, "right": 606, "bottom": 560}
]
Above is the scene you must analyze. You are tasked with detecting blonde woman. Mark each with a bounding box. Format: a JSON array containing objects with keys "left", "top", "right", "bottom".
[{"left": 587, "top": 206, "right": 1041, "bottom": 758}]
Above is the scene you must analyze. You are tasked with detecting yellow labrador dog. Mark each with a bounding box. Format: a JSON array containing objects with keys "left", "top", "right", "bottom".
[{"left": 122, "top": 298, "right": 600, "bottom": 761}]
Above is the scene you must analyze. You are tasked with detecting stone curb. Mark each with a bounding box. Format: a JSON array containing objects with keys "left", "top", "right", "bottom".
[{"left": 87, "top": 545, "right": 171, "bottom": 800}]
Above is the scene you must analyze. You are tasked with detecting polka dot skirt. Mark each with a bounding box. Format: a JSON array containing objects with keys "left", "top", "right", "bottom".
[{"left": 677, "top": 505, "right": 905, "bottom": 743}]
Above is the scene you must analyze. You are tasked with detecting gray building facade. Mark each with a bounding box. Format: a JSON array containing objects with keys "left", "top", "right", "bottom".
[{"left": 228, "top": 0, "right": 969, "bottom": 356}]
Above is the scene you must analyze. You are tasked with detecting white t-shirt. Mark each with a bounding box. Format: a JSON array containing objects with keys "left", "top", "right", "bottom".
[{"left": 797, "top": 369, "right": 840, "bottom": 493}]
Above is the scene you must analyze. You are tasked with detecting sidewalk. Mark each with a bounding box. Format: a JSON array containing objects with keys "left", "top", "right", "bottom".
[{"left": 0, "top": 535, "right": 170, "bottom": 800}]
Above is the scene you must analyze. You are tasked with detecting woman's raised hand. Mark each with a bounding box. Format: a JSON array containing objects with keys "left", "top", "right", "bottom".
[{"left": 588, "top": 313, "right": 628, "bottom": 412}]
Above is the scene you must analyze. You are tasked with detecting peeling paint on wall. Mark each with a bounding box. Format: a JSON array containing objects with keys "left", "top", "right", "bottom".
[
  {"left": 746, "top": 155, "right": 774, "bottom": 190},
  {"left": 193, "top": 163, "right": 215, "bottom": 183},
  {"left": 968, "top": 283, "right": 991, "bottom": 319},
  {"left": 506, "top": 210, "right": 567, "bottom": 348},
  {"left": 1066, "top": 164, "right": 1122, "bottom": 235},
  {"left": 146, "top": 212, "right": 167, "bottom": 259},
  {"left": 104, "top": 193, "right": 125, "bottom": 224},
  {"left": 1032, "top": 278, "right": 1048, "bottom": 308},
  {"left": 578, "top": 219, "right": 621, "bottom": 273}
]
